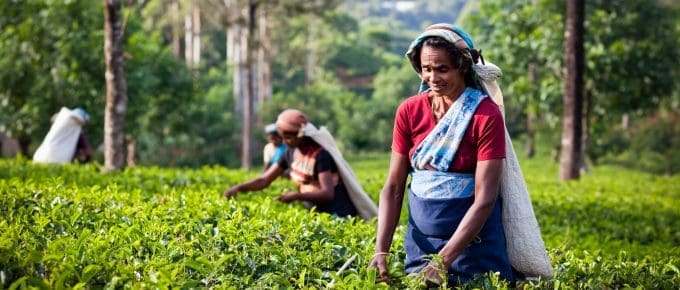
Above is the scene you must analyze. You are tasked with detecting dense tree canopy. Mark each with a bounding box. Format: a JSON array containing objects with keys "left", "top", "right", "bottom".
[
  {"left": 462, "top": 0, "right": 679, "bottom": 170},
  {"left": 0, "top": 0, "right": 677, "bottom": 173}
]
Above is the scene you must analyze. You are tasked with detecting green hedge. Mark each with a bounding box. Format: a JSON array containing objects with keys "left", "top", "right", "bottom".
[{"left": 1, "top": 156, "right": 678, "bottom": 289}]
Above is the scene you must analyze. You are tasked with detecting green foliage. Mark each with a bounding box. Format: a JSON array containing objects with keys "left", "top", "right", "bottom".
[
  {"left": 599, "top": 111, "right": 680, "bottom": 175},
  {"left": 462, "top": 0, "right": 680, "bottom": 162},
  {"left": 270, "top": 9, "right": 387, "bottom": 98},
  {"left": 2, "top": 0, "right": 678, "bottom": 168},
  {"left": 351, "top": 61, "right": 419, "bottom": 151},
  {"left": 261, "top": 60, "right": 411, "bottom": 153},
  {"left": 261, "top": 74, "right": 361, "bottom": 152},
  {"left": 584, "top": 0, "right": 679, "bottom": 116},
  {"left": 1, "top": 154, "right": 679, "bottom": 288},
  {"left": 520, "top": 156, "right": 679, "bottom": 257},
  {"left": 0, "top": 0, "right": 105, "bottom": 147},
  {"left": 0, "top": 0, "right": 239, "bottom": 166},
  {"left": 462, "top": 0, "right": 567, "bottom": 133}
]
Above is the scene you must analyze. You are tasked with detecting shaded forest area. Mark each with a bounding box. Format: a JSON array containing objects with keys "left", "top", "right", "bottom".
[{"left": 1, "top": 0, "right": 678, "bottom": 174}]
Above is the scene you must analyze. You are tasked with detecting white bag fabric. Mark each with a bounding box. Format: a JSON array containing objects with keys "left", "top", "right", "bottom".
[
  {"left": 32, "top": 107, "right": 85, "bottom": 164},
  {"left": 302, "top": 123, "right": 378, "bottom": 220},
  {"left": 486, "top": 78, "right": 554, "bottom": 278},
  {"left": 499, "top": 128, "right": 554, "bottom": 278}
]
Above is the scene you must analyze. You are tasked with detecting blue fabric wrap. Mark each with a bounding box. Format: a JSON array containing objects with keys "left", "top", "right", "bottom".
[
  {"left": 269, "top": 144, "right": 287, "bottom": 165},
  {"left": 409, "top": 171, "right": 475, "bottom": 200},
  {"left": 411, "top": 88, "right": 486, "bottom": 171},
  {"left": 405, "top": 189, "right": 513, "bottom": 283},
  {"left": 407, "top": 172, "right": 475, "bottom": 235}
]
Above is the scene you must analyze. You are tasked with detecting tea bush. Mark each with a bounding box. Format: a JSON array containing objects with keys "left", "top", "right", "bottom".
[{"left": 0, "top": 155, "right": 678, "bottom": 289}]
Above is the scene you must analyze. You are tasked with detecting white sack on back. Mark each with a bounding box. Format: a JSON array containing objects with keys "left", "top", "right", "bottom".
[
  {"left": 487, "top": 80, "right": 554, "bottom": 278},
  {"left": 33, "top": 107, "right": 85, "bottom": 164},
  {"left": 302, "top": 123, "right": 378, "bottom": 220}
]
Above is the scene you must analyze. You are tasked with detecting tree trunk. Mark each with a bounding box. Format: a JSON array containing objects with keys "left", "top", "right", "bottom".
[
  {"left": 192, "top": 3, "right": 201, "bottom": 66},
  {"left": 305, "top": 23, "right": 315, "bottom": 85},
  {"left": 257, "top": 7, "right": 272, "bottom": 107},
  {"left": 525, "top": 63, "right": 537, "bottom": 158},
  {"left": 126, "top": 134, "right": 137, "bottom": 167},
  {"left": 103, "top": 0, "right": 128, "bottom": 172},
  {"left": 559, "top": 0, "right": 584, "bottom": 181},
  {"left": 225, "top": 0, "right": 237, "bottom": 66},
  {"left": 239, "top": 1, "right": 258, "bottom": 170},
  {"left": 240, "top": 26, "right": 252, "bottom": 169},
  {"left": 580, "top": 81, "right": 593, "bottom": 171},
  {"left": 0, "top": 131, "right": 21, "bottom": 158},
  {"left": 170, "top": 0, "right": 180, "bottom": 58},
  {"left": 184, "top": 10, "right": 193, "bottom": 66},
  {"left": 621, "top": 113, "right": 630, "bottom": 129},
  {"left": 230, "top": 24, "right": 243, "bottom": 117},
  {"left": 227, "top": 0, "right": 243, "bottom": 119}
]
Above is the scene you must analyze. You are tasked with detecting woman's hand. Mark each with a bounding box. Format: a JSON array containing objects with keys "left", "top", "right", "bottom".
[
  {"left": 368, "top": 254, "right": 391, "bottom": 283},
  {"left": 222, "top": 187, "right": 239, "bottom": 198},
  {"left": 222, "top": 165, "right": 284, "bottom": 199},
  {"left": 419, "top": 259, "right": 447, "bottom": 287},
  {"left": 276, "top": 191, "right": 299, "bottom": 203}
]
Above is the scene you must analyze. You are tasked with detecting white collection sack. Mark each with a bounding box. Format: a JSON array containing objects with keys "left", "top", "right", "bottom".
[
  {"left": 483, "top": 73, "right": 554, "bottom": 278},
  {"left": 33, "top": 107, "right": 86, "bottom": 164},
  {"left": 302, "top": 123, "right": 378, "bottom": 221}
]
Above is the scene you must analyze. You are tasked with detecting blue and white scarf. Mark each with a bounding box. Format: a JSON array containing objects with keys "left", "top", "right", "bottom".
[
  {"left": 409, "top": 88, "right": 487, "bottom": 200},
  {"left": 411, "top": 88, "right": 487, "bottom": 171}
]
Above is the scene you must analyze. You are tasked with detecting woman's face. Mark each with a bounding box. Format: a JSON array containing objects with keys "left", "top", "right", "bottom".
[
  {"left": 267, "top": 134, "right": 282, "bottom": 145},
  {"left": 420, "top": 45, "right": 466, "bottom": 97},
  {"left": 277, "top": 128, "right": 302, "bottom": 148}
]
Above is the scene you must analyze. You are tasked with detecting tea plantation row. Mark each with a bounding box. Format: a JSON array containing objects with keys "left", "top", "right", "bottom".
[{"left": 0, "top": 156, "right": 678, "bottom": 289}]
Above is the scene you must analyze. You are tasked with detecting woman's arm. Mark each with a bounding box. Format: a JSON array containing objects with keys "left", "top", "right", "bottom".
[
  {"left": 223, "top": 164, "right": 283, "bottom": 197},
  {"left": 277, "top": 170, "right": 335, "bottom": 203},
  {"left": 369, "top": 152, "right": 411, "bottom": 281},
  {"left": 437, "top": 158, "right": 502, "bottom": 267}
]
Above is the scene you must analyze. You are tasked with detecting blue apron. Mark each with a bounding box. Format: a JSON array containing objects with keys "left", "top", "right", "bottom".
[{"left": 405, "top": 88, "right": 512, "bottom": 283}]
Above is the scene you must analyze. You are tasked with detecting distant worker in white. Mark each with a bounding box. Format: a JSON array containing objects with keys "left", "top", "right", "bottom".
[{"left": 33, "top": 107, "right": 93, "bottom": 164}]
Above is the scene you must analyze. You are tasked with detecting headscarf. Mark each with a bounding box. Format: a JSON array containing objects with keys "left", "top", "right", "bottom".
[
  {"left": 265, "top": 123, "right": 278, "bottom": 135},
  {"left": 405, "top": 24, "right": 504, "bottom": 112},
  {"left": 406, "top": 23, "right": 475, "bottom": 74},
  {"left": 276, "top": 109, "right": 308, "bottom": 137},
  {"left": 73, "top": 108, "right": 90, "bottom": 124}
]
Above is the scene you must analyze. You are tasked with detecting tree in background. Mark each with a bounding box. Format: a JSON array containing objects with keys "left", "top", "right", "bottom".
[
  {"left": 3, "top": 0, "right": 677, "bottom": 171},
  {"left": 0, "top": 0, "right": 226, "bottom": 167},
  {"left": 103, "top": 0, "right": 128, "bottom": 172},
  {"left": 582, "top": 0, "right": 679, "bottom": 168},
  {"left": 559, "top": 0, "right": 584, "bottom": 181},
  {"left": 462, "top": 0, "right": 679, "bottom": 175},
  {"left": 463, "top": 0, "right": 566, "bottom": 158}
]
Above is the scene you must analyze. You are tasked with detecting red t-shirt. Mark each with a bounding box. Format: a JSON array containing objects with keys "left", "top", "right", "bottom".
[{"left": 392, "top": 91, "right": 506, "bottom": 173}]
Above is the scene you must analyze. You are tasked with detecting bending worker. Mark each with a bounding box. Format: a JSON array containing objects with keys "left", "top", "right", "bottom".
[{"left": 223, "top": 109, "right": 377, "bottom": 220}]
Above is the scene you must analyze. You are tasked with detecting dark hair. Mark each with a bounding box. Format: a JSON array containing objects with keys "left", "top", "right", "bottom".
[{"left": 414, "top": 36, "right": 481, "bottom": 89}]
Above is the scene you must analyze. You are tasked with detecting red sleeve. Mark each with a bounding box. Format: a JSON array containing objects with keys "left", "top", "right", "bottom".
[
  {"left": 476, "top": 102, "right": 506, "bottom": 161},
  {"left": 391, "top": 101, "right": 412, "bottom": 155}
]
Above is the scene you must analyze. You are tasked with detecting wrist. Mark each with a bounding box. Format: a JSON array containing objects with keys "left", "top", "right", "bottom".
[
  {"left": 372, "top": 252, "right": 389, "bottom": 260},
  {"left": 439, "top": 252, "right": 455, "bottom": 268},
  {"left": 374, "top": 244, "right": 390, "bottom": 254}
]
